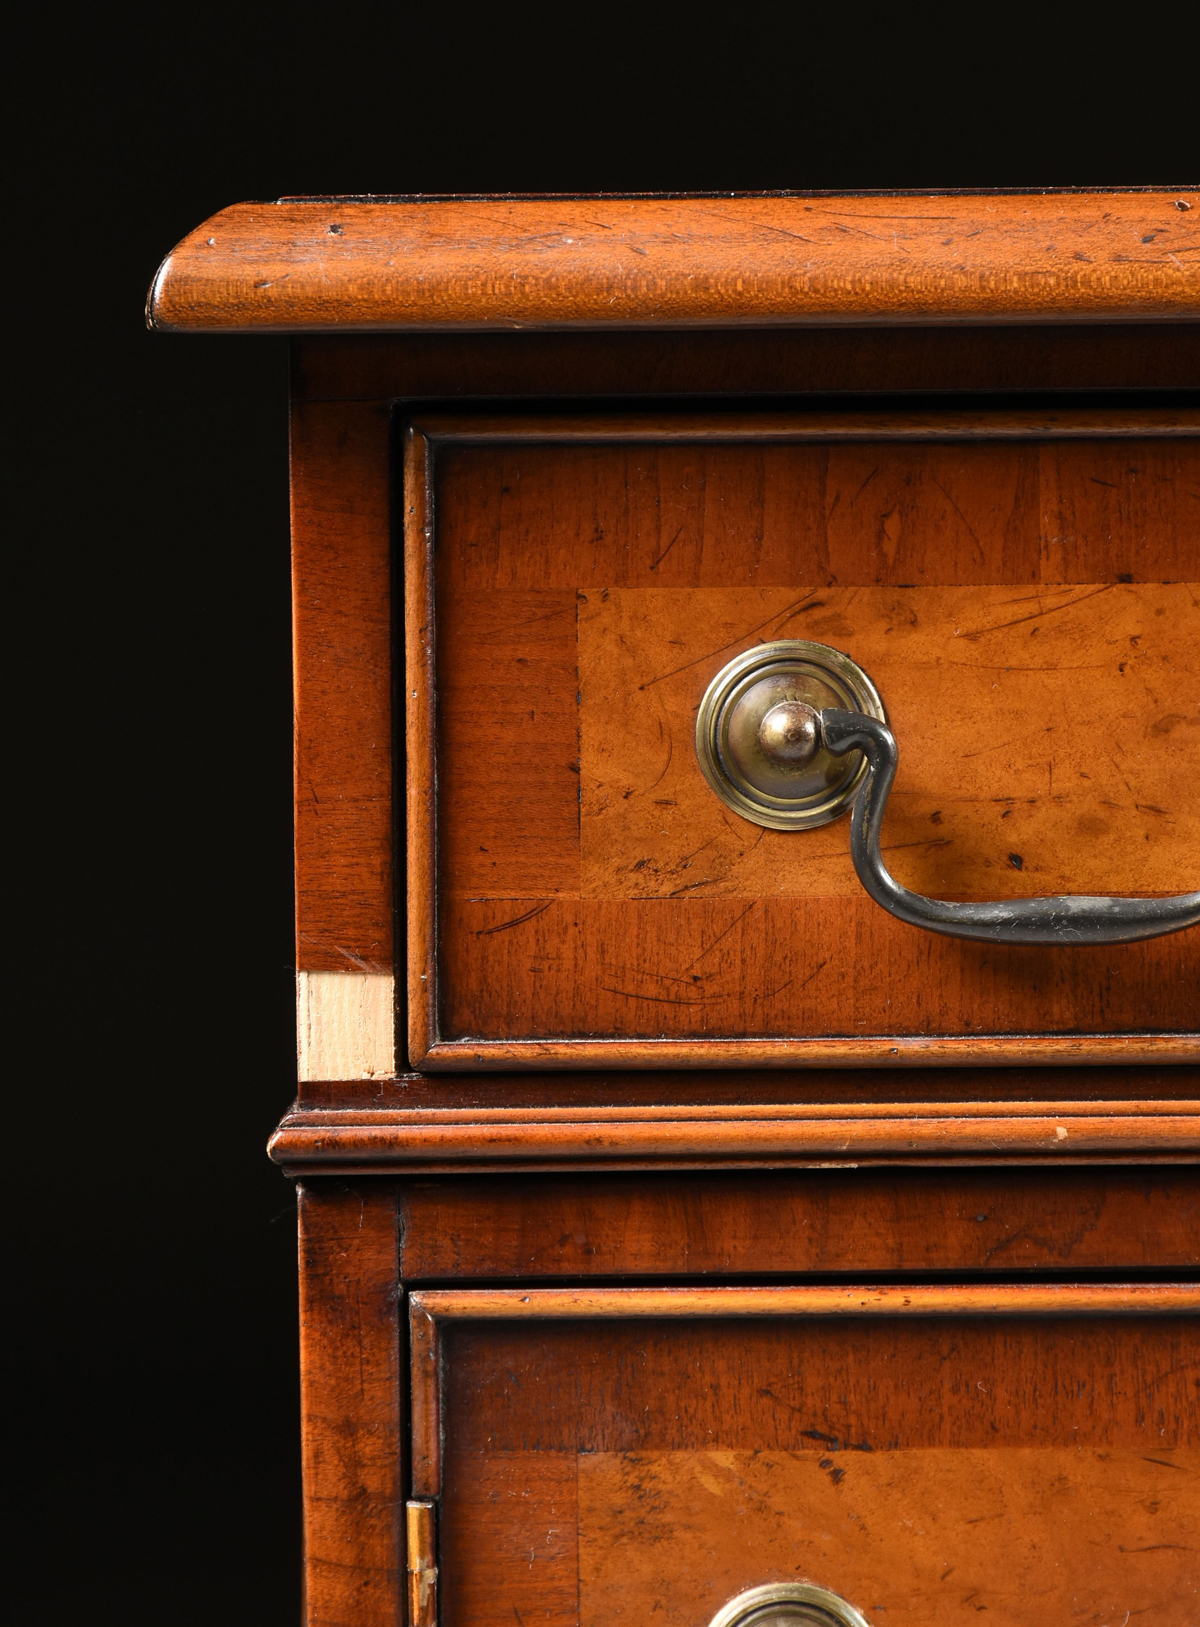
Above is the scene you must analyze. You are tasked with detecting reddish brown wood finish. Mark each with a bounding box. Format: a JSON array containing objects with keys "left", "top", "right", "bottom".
[
  {"left": 149, "top": 192, "right": 1200, "bottom": 333},
  {"left": 297, "top": 1183, "right": 403, "bottom": 1626},
  {"left": 580, "top": 1447, "right": 1198, "bottom": 1626},
  {"left": 270, "top": 1098, "right": 1200, "bottom": 1172},
  {"left": 292, "top": 400, "right": 394, "bottom": 973},
  {"left": 410, "top": 1282, "right": 1200, "bottom": 1499},
  {"left": 391, "top": 1167, "right": 1200, "bottom": 1279},
  {"left": 168, "top": 192, "right": 1200, "bottom": 1627},
  {"left": 408, "top": 409, "right": 1200, "bottom": 1069},
  {"left": 415, "top": 1286, "right": 1199, "bottom": 1625}
]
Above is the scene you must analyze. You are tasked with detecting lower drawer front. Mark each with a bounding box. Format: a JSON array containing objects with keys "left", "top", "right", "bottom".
[{"left": 410, "top": 1287, "right": 1199, "bottom": 1627}]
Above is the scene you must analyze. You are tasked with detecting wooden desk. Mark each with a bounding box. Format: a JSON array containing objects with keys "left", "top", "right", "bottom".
[{"left": 152, "top": 191, "right": 1200, "bottom": 1627}]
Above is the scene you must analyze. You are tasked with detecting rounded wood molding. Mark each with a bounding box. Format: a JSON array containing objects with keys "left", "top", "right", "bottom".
[{"left": 148, "top": 191, "right": 1200, "bottom": 334}]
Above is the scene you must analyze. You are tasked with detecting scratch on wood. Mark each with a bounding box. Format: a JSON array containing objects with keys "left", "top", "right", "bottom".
[{"left": 474, "top": 902, "right": 553, "bottom": 936}]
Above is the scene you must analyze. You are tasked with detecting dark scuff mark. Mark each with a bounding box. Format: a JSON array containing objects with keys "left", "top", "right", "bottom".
[{"left": 474, "top": 902, "right": 552, "bottom": 936}]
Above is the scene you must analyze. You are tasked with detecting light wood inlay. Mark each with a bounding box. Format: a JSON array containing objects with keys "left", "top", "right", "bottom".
[{"left": 297, "top": 971, "right": 395, "bottom": 1080}]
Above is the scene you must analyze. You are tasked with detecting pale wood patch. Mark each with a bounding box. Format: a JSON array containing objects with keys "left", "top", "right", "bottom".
[{"left": 297, "top": 970, "right": 395, "bottom": 1080}]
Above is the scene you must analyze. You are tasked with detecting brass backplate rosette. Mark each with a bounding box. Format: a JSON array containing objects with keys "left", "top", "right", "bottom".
[
  {"left": 695, "top": 640, "right": 886, "bottom": 830},
  {"left": 707, "top": 1582, "right": 873, "bottom": 1627}
]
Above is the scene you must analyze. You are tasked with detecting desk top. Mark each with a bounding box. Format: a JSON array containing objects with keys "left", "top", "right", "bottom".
[{"left": 148, "top": 190, "right": 1200, "bottom": 334}]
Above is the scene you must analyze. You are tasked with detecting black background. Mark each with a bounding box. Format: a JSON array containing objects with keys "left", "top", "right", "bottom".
[{"left": 12, "top": 8, "right": 1197, "bottom": 1623}]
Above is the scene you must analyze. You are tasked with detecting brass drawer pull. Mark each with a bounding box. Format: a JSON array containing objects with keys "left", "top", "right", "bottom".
[
  {"left": 708, "top": 1582, "right": 872, "bottom": 1627},
  {"left": 822, "top": 707, "right": 1200, "bottom": 944},
  {"left": 696, "top": 640, "right": 1200, "bottom": 946}
]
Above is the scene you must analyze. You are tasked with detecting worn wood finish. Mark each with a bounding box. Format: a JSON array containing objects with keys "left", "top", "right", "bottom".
[
  {"left": 411, "top": 1283, "right": 1200, "bottom": 1497},
  {"left": 391, "top": 1166, "right": 1200, "bottom": 1280},
  {"left": 412, "top": 411, "right": 1200, "bottom": 1068},
  {"left": 269, "top": 1099, "right": 1200, "bottom": 1172},
  {"left": 147, "top": 190, "right": 1200, "bottom": 1627},
  {"left": 296, "top": 1183, "right": 402, "bottom": 1627},
  {"left": 579, "top": 1448, "right": 1199, "bottom": 1626},
  {"left": 423, "top": 1289, "right": 1198, "bottom": 1626},
  {"left": 149, "top": 192, "right": 1200, "bottom": 333},
  {"left": 581, "top": 583, "right": 1197, "bottom": 901},
  {"left": 291, "top": 324, "right": 1200, "bottom": 403},
  {"left": 292, "top": 399, "right": 394, "bottom": 974},
  {"left": 414, "top": 1281, "right": 1198, "bottom": 1326}
]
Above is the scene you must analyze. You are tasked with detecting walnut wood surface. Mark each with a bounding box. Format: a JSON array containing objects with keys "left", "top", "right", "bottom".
[
  {"left": 414, "top": 1281, "right": 1196, "bottom": 1323},
  {"left": 270, "top": 1100, "right": 1200, "bottom": 1171},
  {"left": 579, "top": 1447, "right": 1198, "bottom": 1626},
  {"left": 149, "top": 192, "right": 1200, "bottom": 333},
  {"left": 392, "top": 1167, "right": 1200, "bottom": 1279},
  {"left": 580, "top": 582, "right": 1196, "bottom": 902},
  {"left": 291, "top": 324, "right": 1200, "bottom": 403},
  {"left": 292, "top": 401, "right": 394, "bottom": 974},
  {"left": 411, "top": 410, "right": 1200, "bottom": 1069},
  {"left": 212, "top": 221, "right": 1200, "bottom": 1627},
  {"left": 411, "top": 1282, "right": 1199, "bottom": 1497},
  {"left": 297, "top": 1183, "right": 402, "bottom": 1626},
  {"left": 418, "top": 1286, "right": 1198, "bottom": 1626}
]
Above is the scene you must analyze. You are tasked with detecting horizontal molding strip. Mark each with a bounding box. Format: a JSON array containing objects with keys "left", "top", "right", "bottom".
[
  {"left": 414, "top": 408, "right": 1199, "bottom": 443},
  {"left": 411, "top": 1282, "right": 1200, "bottom": 1320},
  {"left": 417, "top": 1036, "right": 1200, "bottom": 1070},
  {"left": 149, "top": 192, "right": 1200, "bottom": 334},
  {"left": 268, "top": 1101, "right": 1200, "bottom": 1169}
]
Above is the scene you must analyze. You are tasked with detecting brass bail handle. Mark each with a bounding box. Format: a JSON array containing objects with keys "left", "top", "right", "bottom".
[{"left": 695, "top": 640, "right": 1200, "bottom": 947}]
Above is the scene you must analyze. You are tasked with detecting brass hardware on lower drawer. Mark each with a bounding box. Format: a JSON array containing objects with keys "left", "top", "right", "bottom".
[{"left": 708, "top": 1582, "right": 872, "bottom": 1627}]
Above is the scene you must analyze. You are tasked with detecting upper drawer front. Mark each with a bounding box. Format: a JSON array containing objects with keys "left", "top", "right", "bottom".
[{"left": 405, "top": 410, "right": 1200, "bottom": 1069}]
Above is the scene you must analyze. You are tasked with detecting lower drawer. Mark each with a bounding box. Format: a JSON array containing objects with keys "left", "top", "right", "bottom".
[{"left": 409, "top": 1285, "right": 1199, "bottom": 1627}]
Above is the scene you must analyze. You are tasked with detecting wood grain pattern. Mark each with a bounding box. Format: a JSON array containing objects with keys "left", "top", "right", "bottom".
[
  {"left": 292, "top": 400, "right": 394, "bottom": 974},
  {"left": 296, "top": 970, "right": 395, "bottom": 1080},
  {"left": 439, "top": 1454, "right": 578, "bottom": 1627},
  {"left": 149, "top": 192, "right": 1200, "bottom": 333},
  {"left": 580, "top": 583, "right": 1198, "bottom": 901},
  {"left": 414, "top": 413, "right": 1200, "bottom": 1067},
  {"left": 430, "top": 1293, "right": 1197, "bottom": 1626},
  {"left": 413, "top": 1282, "right": 1199, "bottom": 1323},
  {"left": 404, "top": 423, "right": 436, "bottom": 1063},
  {"left": 579, "top": 1448, "right": 1199, "bottom": 1626},
  {"left": 291, "top": 324, "right": 1200, "bottom": 404},
  {"left": 297, "top": 1183, "right": 402, "bottom": 1627},
  {"left": 416, "top": 1284, "right": 1200, "bottom": 1493},
  {"left": 434, "top": 910, "right": 1199, "bottom": 1057},
  {"left": 392, "top": 1167, "right": 1200, "bottom": 1279},
  {"left": 269, "top": 1100, "right": 1200, "bottom": 1171}
]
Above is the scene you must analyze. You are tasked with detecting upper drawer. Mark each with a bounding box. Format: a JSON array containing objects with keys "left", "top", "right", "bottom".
[{"left": 404, "top": 408, "right": 1200, "bottom": 1070}]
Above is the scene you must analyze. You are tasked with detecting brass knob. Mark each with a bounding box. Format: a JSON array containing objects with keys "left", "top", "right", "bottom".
[
  {"left": 758, "top": 700, "right": 820, "bottom": 767},
  {"left": 695, "top": 640, "right": 886, "bottom": 831}
]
